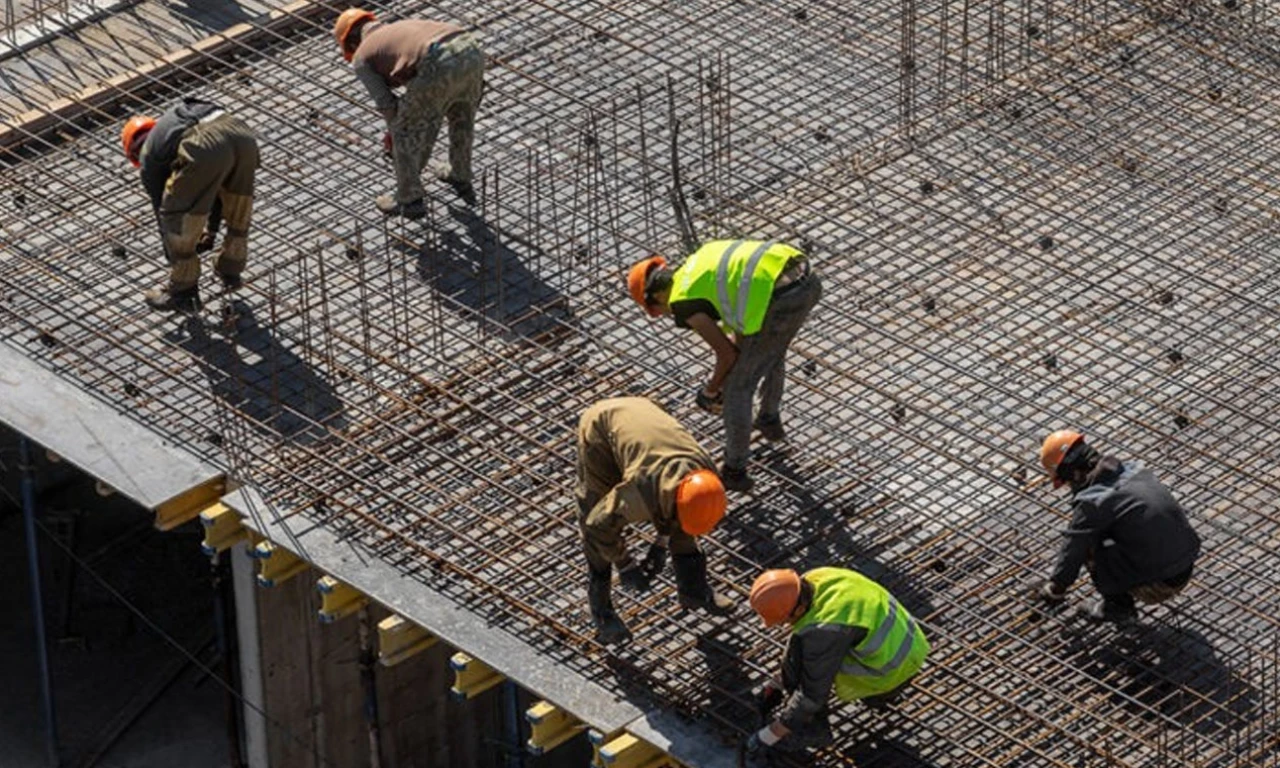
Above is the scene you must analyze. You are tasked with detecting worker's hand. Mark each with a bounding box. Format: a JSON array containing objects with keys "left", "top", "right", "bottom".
[
  {"left": 695, "top": 386, "right": 724, "bottom": 415},
  {"left": 1032, "top": 581, "right": 1067, "bottom": 604},
  {"left": 195, "top": 231, "right": 216, "bottom": 254},
  {"left": 639, "top": 538, "right": 668, "bottom": 579},
  {"left": 753, "top": 681, "right": 784, "bottom": 722},
  {"left": 617, "top": 559, "right": 651, "bottom": 593},
  {"left": 382, "top": 131, "right": 394, "bottom": 159}
]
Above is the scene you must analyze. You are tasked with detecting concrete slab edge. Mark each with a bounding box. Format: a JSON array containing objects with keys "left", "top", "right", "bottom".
[{"left": 0, "top": 341, "right": 224, "bottom": 512}]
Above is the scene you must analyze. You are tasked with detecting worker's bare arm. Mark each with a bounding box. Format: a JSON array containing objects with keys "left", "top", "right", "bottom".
[{"left": 685, "top": 313, "right": 739, "bottom": 394}]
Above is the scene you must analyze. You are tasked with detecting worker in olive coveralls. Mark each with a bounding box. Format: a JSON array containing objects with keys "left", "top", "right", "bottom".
[
  {"left": 628, "top": 241, "right": 822, "bottom": 493},
  {"left": 1032, "top": 430, "right": 1201, "bottom": 624},
  {"left": 334, "top": 7, "right": 485, "bottom": 217},
  {"left": 743, "top": 567, "right": 930, "bottom": 765},
  {"left": 121, "top": 98, "right": 258, "bottom": 311},
  {"left": 577, "top": 398, "right": 735, "bottom": 644}
]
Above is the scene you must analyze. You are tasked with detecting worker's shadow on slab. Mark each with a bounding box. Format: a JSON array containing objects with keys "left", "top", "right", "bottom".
[
  {"left": 169, "top": 304, "right": 346, "bottom": 445},
  {"left": 408, "top": 206, "right": 575, "bottom": 343},
  {"left": 825, "top": 732, "right": 939, "bottom": 767},
  {"left": 1078, "top": 623, "right": 1262, "bottom": 738}
]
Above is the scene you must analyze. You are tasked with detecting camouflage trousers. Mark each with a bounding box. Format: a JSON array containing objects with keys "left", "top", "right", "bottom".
[
  {"left": 391, "top": 33, "right": 485, "bottom": 204},
  {"left": 160, "top": 114, "right": 258, "bottom": 291}
]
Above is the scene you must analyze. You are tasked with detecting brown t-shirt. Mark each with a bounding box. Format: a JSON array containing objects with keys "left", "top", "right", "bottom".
[{"left": 351, "top": 19, "right": 462, "bottom": 107}]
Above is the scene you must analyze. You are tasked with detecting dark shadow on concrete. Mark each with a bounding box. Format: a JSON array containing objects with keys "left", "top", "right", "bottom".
[
  {"left": 169, "top": 302, "right": 346, "bottom": 445},
  {"left": 1080, "top": 624, "right": 1264, "bottom": 740},
  {"left": 408, "top": 205, "right": 575, "bottom": 342},
  {"left": 825, "top": 732, "right": 941, "bottom": 767},
  {"left": 164, "top": 0, "right": 255, "bottom": 29}
]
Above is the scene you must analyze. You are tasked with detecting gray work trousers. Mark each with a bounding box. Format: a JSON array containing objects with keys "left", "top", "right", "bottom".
[{"left": 721, "top": 273, "right": 822, "bottom": 469}]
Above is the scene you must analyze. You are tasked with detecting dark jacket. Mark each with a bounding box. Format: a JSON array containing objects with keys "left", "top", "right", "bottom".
[
  {"left": 139, "top": 97, "right": 224, "bottom": 226},
  {"left": 1051, "top": 458, "right": 1201, "bottom": 595}
]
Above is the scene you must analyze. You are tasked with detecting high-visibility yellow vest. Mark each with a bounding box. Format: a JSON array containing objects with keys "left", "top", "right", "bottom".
[
  {"left": 668, "top": 240, "right": 802, "bottom": 335},
  {"left": 792, "top": 567, "right": 930, "bottom": 701}
]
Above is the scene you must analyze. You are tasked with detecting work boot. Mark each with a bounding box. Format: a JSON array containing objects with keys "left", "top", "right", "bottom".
[
  {"left": 672, "top": 552, "right": 735, "bottom": 615},
  {"left": 720, "top": 463, "right": 754, "bottom": 493},
  {"left": 753, "top": 413, "right": 786, "bottom": 442},
  {"left": 587, "top": 571, "right": 629, "bottom": 644},
  {"left": 438, "top": 173, "right": 477, "bottom": 206},
  {"left": 1081, "top": 594, "right": 1138, "bottom": 626},
  {"left": 374, "top": 194, "right": 426, "bottom": 220},
  {"left": 143, "top": 286, "right": 200, "bottom": 312},
  {"left": 218, "top": 272, "right": 243, "bottom": 291}
]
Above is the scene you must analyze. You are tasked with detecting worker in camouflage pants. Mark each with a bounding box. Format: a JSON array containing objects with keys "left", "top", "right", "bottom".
[
  {"left": 122, "top": 98, "right": 259, "bottom": 311},
  {"left": 335, "top": 8, "right": 485, "bottom": 218}
]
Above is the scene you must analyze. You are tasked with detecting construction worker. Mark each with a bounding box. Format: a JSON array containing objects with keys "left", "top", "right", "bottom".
[
  {"left": 334, "top": 8, "right": 485, "bottom": 218},
  {"left": 743, "top": 567, "right": 930, "bottom": 766},
  {"left": 577, "top": 397, "right": 734, "bottom": 644},
  {"left": 121, "top": 98, "right": 258, "bottom": 311},
  {"left": 627, "top": 241, "right": 821, "bottom": 493},
  {"left": 1033, "top": 430, "right": 1201, "bottom": 624}
]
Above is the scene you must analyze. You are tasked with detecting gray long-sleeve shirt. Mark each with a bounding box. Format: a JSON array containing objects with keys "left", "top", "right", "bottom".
[
  {"left": 778, "top": 622, "right": 867, "bottom": 730},
  {"left": 1051, "top": 458, "right": 1201, "bottom": 595}
]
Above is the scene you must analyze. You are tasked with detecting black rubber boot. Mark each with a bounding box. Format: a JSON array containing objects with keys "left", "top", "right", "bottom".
[
  {"left": 672, "top": 553, "right": 735, "bottom": 615},
  {"left": 1082, "top": 593, "right": 1138, "bottom": 625},
  {"left": 753, "top": 413, "right": 786, "bottom": 442},
  {"left": 587, "top": 571, "right": 629, "bottom": 644},
  {"left": 374, "top": 194, "right": 426, "bottom": 220},
  {"left": 719, "top": 463, "right": 754, "bottom": 493}
]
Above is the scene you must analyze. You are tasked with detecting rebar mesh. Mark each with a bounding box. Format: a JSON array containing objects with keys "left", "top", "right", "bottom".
[{"left": 2, "top": 0, "right": 1278, "bottom": 765}]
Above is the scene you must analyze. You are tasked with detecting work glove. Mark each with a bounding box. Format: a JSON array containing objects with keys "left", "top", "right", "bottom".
[
  {"left": 695, "top": 386, "right": 724, "bottom": 415},
  {"left": 195, "top": 231, "right": 216, "bottom": 254},
  {"left": 382, "top": 131, "right": 394, "bottom": 159},
  {"left": 753, "top": 682, "right": 784, "bottom": 723},
  {"left": 617, "top": 559, "right": 651, "bottom": 593},
  {"left": 640, "top": 537, "right": 669, "bottom": 579},
  {"left": 1031, "top": 580, "right": 1067, "bottom": 604}
]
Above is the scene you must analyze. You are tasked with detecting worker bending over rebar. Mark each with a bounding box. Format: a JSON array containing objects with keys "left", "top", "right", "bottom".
[
  {"left": 628, "top": 241, "right": 821, "bottom": 492},
  {"left": 1032, "top": 430, "right": 1202, "bottom": 624},
  {"left": 121, "top": 98, "right": 258, "bottom": 311},
  {"left": 576, "top": 397, "right": 734, "bottom": 645},
  {"left": 334, "top": 7, "right": 485, "bottom": 217},
  {"left": 744, "top": 567, "right": 930, "bottom": 766}
]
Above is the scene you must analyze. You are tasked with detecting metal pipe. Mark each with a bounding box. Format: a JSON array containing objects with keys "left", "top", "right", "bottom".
[
  {"left": 357, "top": 606, "right": 382, "bottom": 768},
  {"left": 20, "top": 436, "right": 58, "bottom": 768}
]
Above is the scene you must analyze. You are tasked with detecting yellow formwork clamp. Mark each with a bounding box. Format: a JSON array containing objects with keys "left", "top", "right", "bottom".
[
  {"left": 599, "top": 733, "right": 673, "bottom": 768},
  {"left": 588, "top": 729, "right": 620, "bottom": 768},
  {"left": 377, "top": 614, "right": 437, "bottom": 667},
  {"left": 199, "top": 503, "right": 245, "bottom": 556},
  {"left": 449, "top": 652, "right": 504, "bottom": 701},
  {"left": 525, "top": 700, "right": 585, "bottom": 756},
  {"left": 316, "top": 576, "right": 367, "bottom": 623},
  {"left": 253, "top": 540, "right": 308, "bottom": 587}
]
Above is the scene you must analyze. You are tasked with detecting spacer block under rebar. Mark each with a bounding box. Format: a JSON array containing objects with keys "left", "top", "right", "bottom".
[
  {"left": 199, "top": 503, "right": 245, "bottom": 556},
  {"left": 253, "top": 541, "right": 308, "bottom": 587},
  {"left": 449, "top": 652, "right": 504, "bottom": 700},
  {"left": 525, "top": 700, "right": 585, "bottom": 756},
  {"left": 377, "top": 614, "right": 436, "bottom": 667},
  {"left": 316, "top": 576, "right": 367, "bottom": 623},
  {"left": 598, "top": 733, "right": 672, "bottom": 768}
]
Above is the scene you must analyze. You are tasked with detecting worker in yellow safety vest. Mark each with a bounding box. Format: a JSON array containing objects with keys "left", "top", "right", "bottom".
[
  {"left": 742, "top": 567, "right": 930, "bottom": 765},
  {"left": 627, "top": 241, "right": 822, "bottom": 493}
]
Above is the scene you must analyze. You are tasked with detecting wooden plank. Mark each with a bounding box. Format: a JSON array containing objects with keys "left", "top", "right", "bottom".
[{"left": 0, "top": 0, "right": 327, "bottom": 152}]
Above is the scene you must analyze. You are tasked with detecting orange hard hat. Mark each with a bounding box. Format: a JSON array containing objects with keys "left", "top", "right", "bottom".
[
  {"left": 627, "top": 255, "right": 667, "bottom": 317},
  {"left": 675, "top": 468, "right": 726, "bottom": 536},
  {"left": 334, "top": 8, "right": 376, "bottom": 61},
  {"left": 1039, "top": 429, "right": 1084, "bottom": 488},
  {"left": 121, "top": 116, "right": 156, "bottom": 167},
  {"left": 749, "top": 569, "right": 803, "bottom": 627}
]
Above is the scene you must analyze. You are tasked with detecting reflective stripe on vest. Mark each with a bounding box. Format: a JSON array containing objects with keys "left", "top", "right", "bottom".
[
  {"left": 716, "top": 240, "right": 776, "bottom": 333},
  {"left": 839, "top": 598, "right": 920, "bottom": 678}
]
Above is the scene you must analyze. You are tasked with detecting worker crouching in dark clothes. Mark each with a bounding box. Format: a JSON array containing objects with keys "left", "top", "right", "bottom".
[
  {"left": 743, "top": 567, "right": 929, "bottom": 766},
  {"left": 121, "top": 98, "right": 259, "bottom": 311},
  {"left": 576, "top": 397, "right": 734, "bottom": 644},
  {"left": 1034, "top": 430, "right": 1201, "bottom": 624}
]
